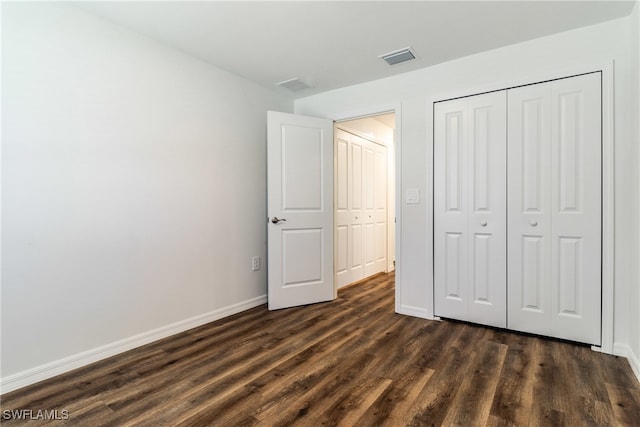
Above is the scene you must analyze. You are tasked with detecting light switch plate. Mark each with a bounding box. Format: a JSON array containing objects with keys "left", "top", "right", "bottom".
[{"left": 406, "top": 188, "right": 420, "bottom": 204}]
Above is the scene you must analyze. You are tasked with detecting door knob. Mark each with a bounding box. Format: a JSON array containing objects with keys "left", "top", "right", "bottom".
[
  {"left": 271, "top": 217, "right": 287, "bottom": 224},
  {"left": 480, "top": 220, "right": 487, "bottom": 227},
  {"left": 530, "top": 220, "right": 538, "bottom": 226}
]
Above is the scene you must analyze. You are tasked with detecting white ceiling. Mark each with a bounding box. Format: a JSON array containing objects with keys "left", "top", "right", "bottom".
[{"left": 75, "top": 1, "right": 636, "bottom": 98}]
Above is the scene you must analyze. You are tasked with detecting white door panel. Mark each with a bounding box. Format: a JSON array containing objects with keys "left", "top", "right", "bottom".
[
  {"left": 435, "top": 98, "right": 469, "bottom": 321},
  {"left": 364, "top": 223, "right": 376, "bottom": 276},
  {"left": 374, "top": 147, "right": 388, "bottom": 273},
  {"left": 365, "top": 146, "right": 375, "bottom": 210},
  {"left": 351, "top": 224, "right": 363, "bottom": 271},
  {"left": 336, "top": 225, "right": 348, "bottom": 280},
  {"left": 336, "top": 138, "right": 348, "bottom": 212},
  {"left": 351, "top": 142, "right": 363, "bottom": 210},
  {"left": 550, "top": 73, "right": 601, "bottom": 344},
  {"left": 336, "top": 134, "right": 350, "bottom": 286},
  {"left": 268, "top": 111, "right": 334, "bottom": 310},
  {"left": 508, "top": 73, "right": 601, "bottom": 345},
  {"left": 363, "top": 143, "right": 376, "bottom": 277},
  {"left": 467, "top": 93, "right": 507, "bottom": 327},
  {"left": 434, "top": 92, "right": 507, "bottom": 328},
  {"left": 507, "top": 83, "right": 553, "bottom": 336},
  {"left": 349, "top": 137, "right": 365, "bottom": 283}
]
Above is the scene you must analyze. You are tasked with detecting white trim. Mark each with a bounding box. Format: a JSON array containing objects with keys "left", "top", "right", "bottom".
[
  {"left": 600, "top": 61, "right": 615, "bottom": 355},
  {"left": 613, "top": 342, "right": 640, "bottom": 384},
  {"left": 397, "top": 304, "right": 432, "bottom": 319},
  {"left": 426, "top": 97, "right": 435, "bottom": 319},
  {"left": 394, "top": 106, "right": 403, "bottom": 316},
  {"left": 0, "top": 295, "right": 267, "bottom": 394},
  {"left": 323, "top": 103, "right": 404, "bottom": 315},
  {"left": 333, "top": 104, "right": 398, "bottom": 124},
  {"left": 628, "top": 350, "right": 640, "bottom": 384},
  {"left": 427, "top": 60, "right": 615, "bottom": 353},
  {"left": 614, "top": 342, "right": 629, "bottom": 356},
  {"left": 335, "top": 125, "right": 388, "bottom": 148}
]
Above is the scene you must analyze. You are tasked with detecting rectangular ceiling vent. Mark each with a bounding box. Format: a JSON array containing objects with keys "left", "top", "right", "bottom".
[
  {"left": 379, "top": 47, "right": 417, "bottom": 66},
  {"left": 276, "top": 77, "right": 312, "bottom": 92}
]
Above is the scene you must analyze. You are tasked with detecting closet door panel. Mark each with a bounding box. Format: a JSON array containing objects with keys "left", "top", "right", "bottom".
[
  {"left": 363, "top": 145, "right": 377, "bottom": 277},
  {"left": 349, "top": 223, "right": 363, "bottom": 282},
  {"left": 435, "top": 93, "right": 507, "bottom": 324},
  {"left": 508, "top": 73, "right": 601, "bottom": 345},
  {"left": 336, "top": 225, "right": 348, "bottom": 281},
  {"left": 522, "top": 235, "right": 544, "bottom": 311},
  {"left": 335, "top": 133, "right": 350, "bottom": 286},
  {"left": 364, "top": 222, "right": 376, "bottom": 276},
  {"left": 336, "top": 137, "right": 348, "bottom": 211},
  {"left": 350, "top": 142, "right": 363, "bottom": 211},
  {"left": 507, "top": 84, "right": 553, "bottom": 336},
  {"left": 374, "top": 147, "right": 388, "bottom": 272},
  {"left": 347, "top": 136, "right": 364, "bottom": 283},
  {"left": 434, "top": 98, "right": 469, "bottom": 320},
  {"left": 467, "top": 92, "right": 507, "bottom": 328},
  {"left": 550, "top": 73, "right": 601, "bottom": 345}
]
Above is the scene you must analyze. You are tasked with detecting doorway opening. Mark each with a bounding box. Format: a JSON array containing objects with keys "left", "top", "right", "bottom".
[{"left": 334, "top": 113, "right": 396, "bottom": 289}]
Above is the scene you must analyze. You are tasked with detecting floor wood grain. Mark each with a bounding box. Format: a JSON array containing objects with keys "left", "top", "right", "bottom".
[{"left": 2, "top": 272, "right": 639, "bottom": 426}]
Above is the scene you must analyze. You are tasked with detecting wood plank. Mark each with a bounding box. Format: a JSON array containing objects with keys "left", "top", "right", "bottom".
[
  {"left": 489, "top": 332, "right": 536, "bottom": 426},
  {"left": 1, "top": 273, "right": 639, "bottom": 426},
  {"left": 440, "top": 339, "right": 509, "bottom": 426},
  {"left": 605, "top": 382, "right": 640, "bottom": 426},
  {"left": 176, "top": 294, "right": 399, "bottom": 425}
]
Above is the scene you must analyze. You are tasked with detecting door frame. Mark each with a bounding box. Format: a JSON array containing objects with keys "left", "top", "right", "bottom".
[
  {"left": 426, "top": 60, "right": 615, "bottom": 354},
  {"left": 331, "top": 104, "right": 402, "bottom": 312}
]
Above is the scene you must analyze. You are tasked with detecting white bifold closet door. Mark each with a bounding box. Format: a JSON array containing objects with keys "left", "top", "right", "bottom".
[
  {"left": 508, "top": 73, "right": 601, "bottom": 345},
  {"left": 434, "top": 91, "right": 507, "bottom": 328},
  {"left": 336, "top": 129, "right": 387, "bottom": 288}
]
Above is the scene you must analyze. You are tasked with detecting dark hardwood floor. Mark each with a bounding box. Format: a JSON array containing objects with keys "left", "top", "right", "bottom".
[{"left": 2, "top": 272, "right": 640, "bottom": 426}]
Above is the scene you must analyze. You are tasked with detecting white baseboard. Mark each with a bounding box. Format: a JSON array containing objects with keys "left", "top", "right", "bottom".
[
  {"left": 0, "top": 295, "right": 267, "bottom": 394},
  {"left": 629, "top": 348, "right": 640, "bottom": 383},
  {"left": 613, "top": 342, "right": 640, "bottom": 384},
  {"left": 397, "top": 304, "right": 433, "bottom": 320}
]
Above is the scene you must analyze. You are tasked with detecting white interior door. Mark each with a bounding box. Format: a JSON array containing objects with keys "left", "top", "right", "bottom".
[
  {"left": 434, "top": 91, "right": 507, "bottom": 328},
  {"left": 508, "top": 73, "right": 601, "bottom": 345},
  {"left": 364, "top": 141, "right": 388, "bottom": 278},
  {"left": 267, "top": 111, "right": 335, "bottom": 310}
]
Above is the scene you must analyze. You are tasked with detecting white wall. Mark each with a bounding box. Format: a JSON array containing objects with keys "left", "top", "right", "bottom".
[
  {"left": 629, "top": 0, "right": 640, "bottom": 378},
  {"left": 1, "top": 2, "right": 292, "bottom": 389},
  {"left": 296, "top": 17, "right": 637, "bottom": 355}
]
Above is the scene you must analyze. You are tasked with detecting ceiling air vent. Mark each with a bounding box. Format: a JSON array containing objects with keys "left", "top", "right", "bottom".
[
  {"left": 276, "top": 77, "right": 312, "bottom": 92},
  {"left": 379, "top": 47, "right": 417, "bottom": 66}
]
